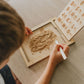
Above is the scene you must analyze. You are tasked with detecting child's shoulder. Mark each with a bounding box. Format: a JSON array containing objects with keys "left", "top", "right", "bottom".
[{"left": 0, "top": 65, "right": 16, "bottom": 84}]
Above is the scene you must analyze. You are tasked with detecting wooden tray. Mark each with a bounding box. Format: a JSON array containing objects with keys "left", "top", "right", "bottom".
[
  {"left": 20, "top": 18, "right": 75, "bottom": 67},
  {"left": 55, "top": 0, "right": 84, "bottom": 40}
]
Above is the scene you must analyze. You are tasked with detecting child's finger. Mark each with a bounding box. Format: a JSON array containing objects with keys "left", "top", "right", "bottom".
[
  {"left": 55, "top": 43, "right": 63, "bottom": 51},
  {"left": 58, "top": 44, "right": 63, "bottom": 49},
  {"left": 56, "top": 44, "right": 69, "bottom": 56},
  {"left": 63, "top": 45, "right": 69, "bottom": 56},
  {"left": 59, "top": 44, "right": 69, "bottom": 51},
  {"left": 63, "top": 45, "right": 69, "bottom": 51},
  {"left": 53, "top": 44, "right": 62, "bottom": 52},
  {"left": 25, "top": 31, "right": 29, "bottom": 36},
  {"left": 26, "top": 27, "right": 33, "bottom": 34}
]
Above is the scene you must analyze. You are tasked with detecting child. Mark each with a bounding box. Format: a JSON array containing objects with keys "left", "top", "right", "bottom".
[{"left": 0, "top": 0, "right": 69, "bottom": 84}]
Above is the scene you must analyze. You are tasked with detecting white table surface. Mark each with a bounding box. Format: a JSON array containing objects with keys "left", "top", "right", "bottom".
[{"left": 5, "top": 0, "right": 84, "bottom": 84}]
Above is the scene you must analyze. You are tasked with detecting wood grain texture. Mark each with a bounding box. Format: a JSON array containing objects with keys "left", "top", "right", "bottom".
[
  {"left": 55, "top": 0, "right": 84, "bottom": 40},
  {"left": 5, "top": 0, "right": 84, "bottom": 84},
  {"left": 20, "top": 19, "right": 75, "bottom": 67}
]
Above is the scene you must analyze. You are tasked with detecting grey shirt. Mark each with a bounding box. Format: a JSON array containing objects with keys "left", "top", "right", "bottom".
[{"left": 0, "top": 74, "right": 5, "bottom": 84}]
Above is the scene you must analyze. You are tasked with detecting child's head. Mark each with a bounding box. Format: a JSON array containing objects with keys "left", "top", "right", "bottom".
[{"left": 0, "top": 0, "right": 25, "bottom": 67}]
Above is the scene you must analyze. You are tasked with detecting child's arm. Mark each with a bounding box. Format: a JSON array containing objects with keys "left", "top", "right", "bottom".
[
  {"left": 36, "top": 44, "right": 69, "bottom": 84},
  {"left": 11, "top": 68, "right": 22, "bottom": 84}
]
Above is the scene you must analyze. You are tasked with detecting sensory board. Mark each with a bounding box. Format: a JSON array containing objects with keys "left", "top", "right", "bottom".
[
  {"left": 20, "top": 0, "right": 84, "bottom": 67},
  {"left": 20, "top": 18, "right": 75, "bottom": 67}
]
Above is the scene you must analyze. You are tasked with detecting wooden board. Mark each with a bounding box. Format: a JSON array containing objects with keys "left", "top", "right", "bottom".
[
  {"left": 55, "top": 0, "right": 84, "bottom": 40},
  {"left": 20, "top": 18, "right": 75, "bottom": 67}
]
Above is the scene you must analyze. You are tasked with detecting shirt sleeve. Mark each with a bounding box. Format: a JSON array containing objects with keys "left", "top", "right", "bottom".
[
  {"left": 0, "top": 74, "right": 5, "bottom": 84},
  {"left": 0, "top": 65, "right": 16, "bottom": 84}
]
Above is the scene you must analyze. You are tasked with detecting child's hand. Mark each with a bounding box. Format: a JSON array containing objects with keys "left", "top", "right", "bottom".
[
  {"left": 49, "top": 44, "right": 69, "bottom": 65},
  {"left": 25, "top": 27, "right": 33, "bottom": 36}
]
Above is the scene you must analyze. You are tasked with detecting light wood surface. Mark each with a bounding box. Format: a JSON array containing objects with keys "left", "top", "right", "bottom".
[
  {"left": 55, "top": 0, "right": 84, "bottom": 40},
  {"left": 20, "top": 19, "right": 75, "bottom": 67},
  {"left": 5, "top": 0, "right": 84, "bottom": 84}
]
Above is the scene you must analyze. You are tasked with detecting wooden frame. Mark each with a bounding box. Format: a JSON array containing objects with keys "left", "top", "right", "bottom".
[
  {"left": 20, "top": 17, "right": 75, "bottom": 67},
  {"left": 55, "top": 0, "right": 84, "bottom": 40}
]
